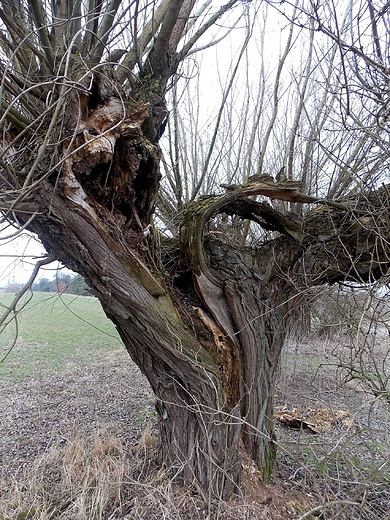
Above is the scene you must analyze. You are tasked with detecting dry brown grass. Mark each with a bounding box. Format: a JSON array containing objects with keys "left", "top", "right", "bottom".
[
  {"left": 1, "top": 429, "right": 132, "bottom": 519},
  {"left": 1, "top": 426, "right": 200, "bottom": 520},
  {"left": 1, "top": 326, "right": 389, "bottom": 519},
  {"left": 0, "top": 426, "right": 314, "bottom": 520}
]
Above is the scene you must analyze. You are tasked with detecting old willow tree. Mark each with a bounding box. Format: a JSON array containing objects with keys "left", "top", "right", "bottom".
[{"left": 0, "top": 0, "right": 389, "bottom": 498}]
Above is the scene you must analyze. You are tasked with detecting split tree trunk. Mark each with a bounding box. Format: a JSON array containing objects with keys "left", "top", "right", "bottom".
[
  {"left": 27, "top": 172, "right": 294, "bottom": 497},
  {"left": 28, "top": 183, "right": 247, "bottom": 497},
  {"left": 2, "top": 0, "right": 389, "bottom": 500},
  {"left": 12, "top": 82, "right": 389, "bottom": 499}
]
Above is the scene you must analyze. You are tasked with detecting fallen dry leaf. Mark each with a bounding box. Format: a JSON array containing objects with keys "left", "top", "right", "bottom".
[{"left": 274, "top": 407, "right": 352, "bottom": 433}]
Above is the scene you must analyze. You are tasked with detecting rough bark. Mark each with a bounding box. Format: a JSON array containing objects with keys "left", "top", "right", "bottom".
[
  {"left": 27, "top": 181, "right": 242, "bottom": 497},
  {"left": 2, "top": 23, "right": 390, "bottom": 495},
  {"left": 3, "top": 79, "right": 390, "bottom": 494},
  {"left": 4, "top": 93, "right": 390, "bottom": 494},
  {"left": 178, "top": 184, "right": 390, "bottom": 482}
]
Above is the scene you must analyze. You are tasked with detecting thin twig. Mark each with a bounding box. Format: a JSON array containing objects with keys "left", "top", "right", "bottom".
[{"left": 0, "top": 254, "right": 56, "bottom": 331}]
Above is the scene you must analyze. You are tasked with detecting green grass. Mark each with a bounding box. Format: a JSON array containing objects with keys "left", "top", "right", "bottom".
[{"left": 0, "top": 292, "right": 122, "bottom": 382}]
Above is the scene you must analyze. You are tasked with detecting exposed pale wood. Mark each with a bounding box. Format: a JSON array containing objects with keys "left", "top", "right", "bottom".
[{"left": 0, "top": 0, "right": 389, "bottom": 500}]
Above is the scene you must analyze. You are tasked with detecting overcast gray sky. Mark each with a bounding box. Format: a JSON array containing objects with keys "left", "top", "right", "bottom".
[{"left": 0, "top": 229, "right": 67, "bottom": 286}]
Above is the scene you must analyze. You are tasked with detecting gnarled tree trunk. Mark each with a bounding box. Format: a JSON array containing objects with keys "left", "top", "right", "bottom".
[
  {"left": 5, "top": 81, "right": 390, "bottom": 496},
  {"left": 1, "top": 1, "right": 389, "bottom": 494}
]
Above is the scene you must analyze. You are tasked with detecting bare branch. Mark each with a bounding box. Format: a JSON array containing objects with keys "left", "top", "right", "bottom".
[
  {"left": 28, "top": 0, "right": 55, "bottom": 70},
  {"left": 176, "top": 0, "right": 240, "bottom": 62},
  {"left": 116, "top": 0, "right": 172, "bottom": 83},
  {"left": 92, "top": 0, "right": 125, "bottom": 63},
  {"left": 145, "top": 0, "right": 185, "bottom": 76},
  {"left": 191, "top": 26, "right": 252, "bottom": 200},
  {"left": 0, "top": 254, "right": 56, "bottom": 336},
  {"left": 257, "top": 7, "right": 296, "bottom": 175}
]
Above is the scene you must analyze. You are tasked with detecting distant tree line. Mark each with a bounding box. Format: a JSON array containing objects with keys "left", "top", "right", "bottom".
[
  {"left": 32, "top": 274, "right": 90, "bottom": 295},
  {"left": 5, "top": 273, "right": 90, "bottom": 296}
]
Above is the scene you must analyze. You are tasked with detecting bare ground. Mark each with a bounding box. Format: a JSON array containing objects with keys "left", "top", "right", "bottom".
[{"left": 1, "top": 339, "right": 389, "bottom": 519}]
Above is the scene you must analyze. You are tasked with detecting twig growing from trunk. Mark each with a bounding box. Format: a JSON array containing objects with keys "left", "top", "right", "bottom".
[{"left": 0, "top": 254, "right": 55, "bottom": 363}]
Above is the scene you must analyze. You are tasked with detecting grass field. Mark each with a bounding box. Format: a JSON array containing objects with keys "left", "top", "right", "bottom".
[{"left": 0, "top": 292, "right": 122, "bottom": 382}]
